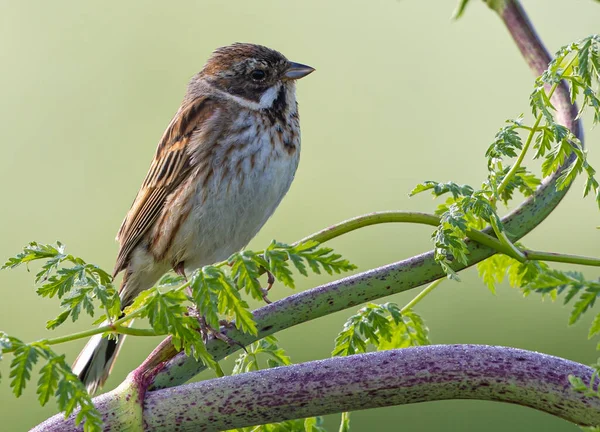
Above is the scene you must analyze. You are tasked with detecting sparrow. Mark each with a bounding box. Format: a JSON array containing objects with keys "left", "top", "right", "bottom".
[{"left": 72, "top": 43, "right": 314, "bottom": 393}]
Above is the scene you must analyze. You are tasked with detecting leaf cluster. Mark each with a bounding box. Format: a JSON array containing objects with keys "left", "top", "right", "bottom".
[
  {"left": 477, "top": 252, "right": 600, "bottom": 346},
  {"left": 5, "top": 336, "right": 101, "bottom": 431},
  {"left": 411, "top": 35, "right": 600, "bottom": 280},
  {"left": 530, "top": 36, "right": 600, "bottom": 204},
  {"left": 2, "top": 242, "right": 120, "bottom": 330},
  {"left": 569, "top": 358, "right": 600, "bottom": 404},
  {"left": 123, "top": 240, "right": 356, "bottom": 369},
  {"left": 1, "top": 239, "right": 356, "bottom": 431},
  {"left": 411, "top": 183, "right": 501, "bottom": 280},
  {"left": 232, "top": 336, "right": 292, "bottom": 374},
  {"left": 332, "top": 303, "right": 430, "bottom": 357}
]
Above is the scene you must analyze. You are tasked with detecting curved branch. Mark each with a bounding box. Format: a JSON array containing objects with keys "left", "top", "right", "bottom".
[
  {"left": 147, "top": 346, "right": 600, "bottom": 430},
  {"left": 140, "top": 0, "right": 583, "bottom": 391},
  {"left": 33, "top": 345, "right": 600, "bottom": 430}
]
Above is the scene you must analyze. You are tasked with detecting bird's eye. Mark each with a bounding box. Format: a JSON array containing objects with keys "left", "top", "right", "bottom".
[{"left": 250, "top": 69, "right": 266, "bottom": 81}]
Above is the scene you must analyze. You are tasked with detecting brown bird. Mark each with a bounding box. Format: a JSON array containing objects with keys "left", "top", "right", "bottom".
[{"left": 72, "top": 43, "right": 314, "bottom": 393}]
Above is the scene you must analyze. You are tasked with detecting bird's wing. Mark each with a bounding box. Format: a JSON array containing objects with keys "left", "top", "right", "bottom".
[{"left": 113, "top": 96, "right": 221, "bottom": 277}]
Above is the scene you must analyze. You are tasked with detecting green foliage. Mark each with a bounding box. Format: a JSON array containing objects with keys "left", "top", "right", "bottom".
[
  {"left": 493, "top": 167, "right": 541, "bottom": 205},
  {"left": 9, "top": 340, "right": 39, "bottom": 397},
  {"left": 453, "top": 0, "right": 509, "bottom": 19},
  {"left": 411, "top": 35, "right": 600, "bottom": 279},
  {"left": 5, "top": 337, "right": 101, "bottom": 431},
  {"left": 532, "top": 36, "right": 600, "bottom": 204},
  {"left": 127, "top": 287, "right": 217, "bottom": 369},
  {"left": 232, "top": 336, "right": 291, "bottom": 374},
  {"left": 2, "top": 242, "right": 121, "bottom": 329},
  {"left": 229, "top": 418, "right": 328, "bottom": 432},
  {"left": 230, "top": 250, "right": 265, "bottom": 301},
  {"left": 332, "top": 303, "right": 430, "bottom": 357},
  {"left": 1, "top": 239, "right": 355, "bottom": 431},
  {"left": 569, "top": 359, "right": 600, "bottom": 409},
  {"left": 409, "top": 181, "right": 474, "bottom": 199},
  {"left": 412, "top": 183, "right": 502, "bottom": 280},
  {"left": 476, "top": 250, "right": 551, "bottom": 295},
  {"left": 191, "top": 265, "right": 256, "bottom": 336},
  {"left": 2, "top": 26, "right": 600, "bottom": 432},
  {"left": 263, "top": 240, "right": 357, "bottom": 289},
  {"left": 0, "top": 331, "right": 10, "bottom": 382},
  {"left": 477, "top": 252, "right": 600, "bottom": 347},
  {"left": 156, "top": 273, "right": 186, "bottom": 288},
  {"left": 452, "top": 0, "right": 471, "bottom": 19},
  {"left": 485, "top": 117, "right": 524, "bottom": 162},
  {"left": 377, "top": 309, "right": 430, "bottom": 350}
]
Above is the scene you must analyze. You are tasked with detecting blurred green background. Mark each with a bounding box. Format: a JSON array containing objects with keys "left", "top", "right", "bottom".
[{"left": 1, "top": 0, "right": 599, "bottom": 430}]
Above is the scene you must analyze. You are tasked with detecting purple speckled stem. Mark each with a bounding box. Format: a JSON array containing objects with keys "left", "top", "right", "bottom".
[
  {"left": 143, "top": 346, "right": 600, "bottom": 430},
  {"left": 143, "top": 0, "right": 582, "bottom": 392},
  {"left": 34, "top": 345, "right": 600, "bottom": 432},
  {"left": 33, "top": 346, "right": 600, "bottom": 431}
]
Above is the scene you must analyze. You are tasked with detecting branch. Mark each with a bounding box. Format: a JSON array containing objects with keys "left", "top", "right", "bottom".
[{"left": 33, "top": 345, "right": 600, "bottom": 431}]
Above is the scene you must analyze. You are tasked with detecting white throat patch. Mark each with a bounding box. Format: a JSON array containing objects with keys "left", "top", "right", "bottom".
[{"left": 208, "top": 83, "right": 283, "bottom": 111}]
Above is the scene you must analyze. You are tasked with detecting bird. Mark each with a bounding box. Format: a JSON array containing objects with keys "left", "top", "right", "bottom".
[{"left": 71, "top": 43, "right": 314, "bottom": 394}]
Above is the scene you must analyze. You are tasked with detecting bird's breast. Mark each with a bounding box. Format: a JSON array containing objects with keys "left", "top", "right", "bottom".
[{"left": 167, "top": 108, "right": 301, "bottom": 270}]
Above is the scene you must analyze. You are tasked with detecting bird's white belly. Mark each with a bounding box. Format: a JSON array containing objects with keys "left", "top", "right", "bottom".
[{"left": 174, "top": 136, "right": 299, "bottom": 271}]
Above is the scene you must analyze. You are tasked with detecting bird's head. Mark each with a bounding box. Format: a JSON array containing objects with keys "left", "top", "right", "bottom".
[{"left": 197, "top": 43, "right": 314, "bottom": 109}]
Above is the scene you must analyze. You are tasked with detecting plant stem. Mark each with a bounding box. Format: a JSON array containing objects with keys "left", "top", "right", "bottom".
[
  {"left": 401, "top": 278, "right": 444, "bottom": 313},
  {"left": 524, "top": 250, "right": 600, "bottom": 266},
  {"left": 6, "top": 210, "right": 599, "bottom": 357},
  {"left": 113, "top": 326, "right": 160, "bottom": 337},
  {"left": 496, "top": 114, "right": 543, "bottom": 197},
  {"left": 496, "top": 54, "right": 577, "bottom": 197},
  {"left": 294, "top": 210, "right": 520, "bottom": 258},
  {"left": 36, "top": 345, "right": 600, "bottom": 431},
  {"left": 1, "top": 311, "right": 149, "bottom": 354},
  {"left": 295, "top": 210, "right": 600, "bottom": 268},
  {"left": 339, "top": 411, "right": 351, "bottom": 432},
  {"left": 297, "top": 211, "right": 440, "bottom": 244},
  {"left": 489, "top": 216, "right": 526, "bottom": 261},
  {"left": 214, "top": 362, "right": 225, "bottom": 378}
]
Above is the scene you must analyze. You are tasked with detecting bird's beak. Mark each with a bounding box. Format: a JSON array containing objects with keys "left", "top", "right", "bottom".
[{"left": 284, "top": 62, "right": 315, "bottom": 80}]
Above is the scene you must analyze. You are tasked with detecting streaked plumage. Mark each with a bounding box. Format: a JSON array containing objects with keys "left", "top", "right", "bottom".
[{"left": 72, "top": 43, "right": 314, "bottom": 393}]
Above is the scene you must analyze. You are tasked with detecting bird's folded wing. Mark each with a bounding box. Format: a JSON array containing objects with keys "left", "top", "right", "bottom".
[{"left": 113, "top": 96, "right": 220, "bottom": 277}]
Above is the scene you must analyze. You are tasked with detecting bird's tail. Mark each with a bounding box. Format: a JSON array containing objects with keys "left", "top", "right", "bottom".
[
  {"left": 72, "top": 259, "right": 164, "bottom": 393},
  {"left": 71, "top": 327, "right": 127, "bottom": 394}
]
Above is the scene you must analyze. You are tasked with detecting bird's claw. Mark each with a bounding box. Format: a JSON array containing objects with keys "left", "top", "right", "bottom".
[{"left": 199, "top": 317, "right": 245, "bottom": 351}]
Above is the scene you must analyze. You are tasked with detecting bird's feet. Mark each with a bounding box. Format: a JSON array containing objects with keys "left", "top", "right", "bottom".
[
  {"left": 199, "top": 316, "right": 245, "bottom": 351},
  {"left": 174, "top": 261, "right": 188, "bottom": 281},
  {"left": 261, "top": 270, "right": 275, "bottom": 304}
]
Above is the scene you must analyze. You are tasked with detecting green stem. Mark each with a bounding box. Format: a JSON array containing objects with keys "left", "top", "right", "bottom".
[
  {"left": 4, "top": 212, "right": 599, "bottom": 356},
  {"left": 1, "top": 310, "right": 148, "bottom": 354},
  {"left": 339, "top": 411, "right": 351, "bottom": 432},
  {"left": 496, "top": 54, "right": 578, "bottom": 198},
  {"left": 295, "top": 211, "right": 516, "bottom": 257},
  {"left": 496, "top": 114, "right": 543, "bottom": 197},
  {"left": 401, "top": 278, "right": 444, "bottom": 313},
  {"left": 115, "top": 326, "right": 160, "bottom": 337},
  {"left": 214, "top": 362, "right": 225, "bottom": 378},
  {"left": 296, "top": 211, "right": 600, "bottom": 268},
  {"left": 489, "top": 216, "right": 526, "bottom": 261},
  {"left": 524, "top": 250, "right": 600, "bottom": 266},
  {"left": 297, "top": 211, "right": 440, "bottom": 244}
]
